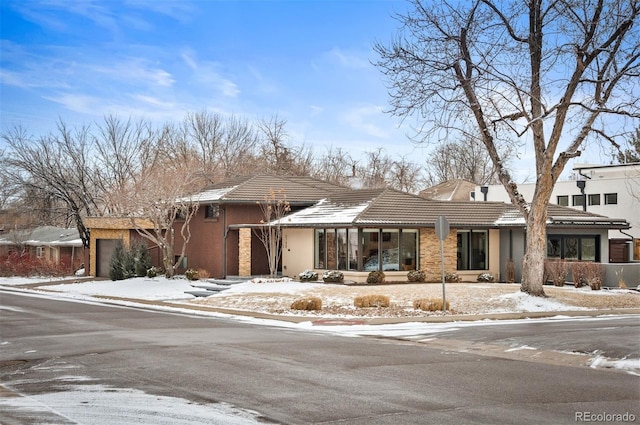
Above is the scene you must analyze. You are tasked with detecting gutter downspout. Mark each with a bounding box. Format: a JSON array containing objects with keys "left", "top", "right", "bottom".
[{"left": 222, "top": 207, "right": 227, "bottom": 278}]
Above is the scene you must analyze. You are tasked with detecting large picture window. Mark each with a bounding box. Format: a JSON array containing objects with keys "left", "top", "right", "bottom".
[
  {"left": 546, "top": 235, "right": 600, "bottom": 261},
  {"left": 457, "top": 230, "right": 488, "bottom": 270},
  {"left": 314, "top": 228, "right": 418, "bottom": 272}
]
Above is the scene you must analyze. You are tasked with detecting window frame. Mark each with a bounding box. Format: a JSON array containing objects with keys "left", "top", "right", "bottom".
[
  {"left": 604, "top": 193, "right": 618, "bottom": 205},
  {"left": 314, "top": 227, "right": 419, "bottom": 272}
]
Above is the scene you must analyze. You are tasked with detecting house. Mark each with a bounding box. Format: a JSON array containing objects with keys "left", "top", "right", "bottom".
[
  {"left": 418, "top": 179, "right": 476, "bottom": 201},
  {"left": 0, "top": 226, "right": 84, "bottom": 273},
  {"left": 472, "top": 162, "right": 640, "bottom": 261},
  {"left": 85, "top": 175, "right": 346, "bottom": 278},
  {"left": 272, "top": 188, "right": 629, "bottom": 283},
  {"left": 85, "top": 174, "right": 631, "bottom": 285}
]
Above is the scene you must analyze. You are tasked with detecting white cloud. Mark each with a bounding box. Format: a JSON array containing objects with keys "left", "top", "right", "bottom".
[
  {"left": 324, "top": 47, "right": 370, "bottom": 69},
  {"left": 343, "top": 104, "right": 391, "bottom": 139},
  {"left": 180, "top": 51, "right": 239, "bottom": 98}
]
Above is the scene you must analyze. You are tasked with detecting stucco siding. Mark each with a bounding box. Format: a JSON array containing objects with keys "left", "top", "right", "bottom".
[{"left": 282, "top": 228, "right": 314, "bottom": 278}]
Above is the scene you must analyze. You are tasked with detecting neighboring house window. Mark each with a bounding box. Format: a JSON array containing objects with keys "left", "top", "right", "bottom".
[
  {"left": 572, "top": 194, "right": 584, "bottom": 207},
  {"left": 36, "top": 246, "right": 45, "bottom": 258},
  {"left": 604, "top": 193, "right": 618, "bottom": 205},
  {"left": 588, "top": 194, "right": 600, "bottom": 206},
  {"left": 205, "top": 205, "right": 219, "bottom": 219},
  {"left": 546, "top": 235, "right": 600, "bottom": 261},
  {"left": 457, "top": 230, "right": 488, "bottom": 270},
  {"left": 314, "top": 228, "right": 418, "bottom": 272},
  {"left": 557, "top": 195, "right": 569, "bottom": 206}
]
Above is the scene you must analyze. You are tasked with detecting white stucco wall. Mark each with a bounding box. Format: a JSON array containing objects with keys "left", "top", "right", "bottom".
[{"left": 474, "top": 164, "right": 640, "bottom": 239}]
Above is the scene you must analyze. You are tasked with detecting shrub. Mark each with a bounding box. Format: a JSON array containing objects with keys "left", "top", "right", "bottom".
[
  {"left": 477, "top": 273, "right": 495, "bottom": 283},
  {"left": 545, "top": 259, "right": 568, "bottom": 287},
  {"left": 133, "top": 242, "right": 152, "bottom": 277},
  {"left": 322, "top": 270, "right": 344, "bottom": 283},
  {"left": 291, "top": 297, "right": 322, "bottom": 311},
  {"left": 299, "top": 269, "right": 318, "bottom": 282},
  {"left": 413, "top": 298, "right": 450, "bottom": 311},
  {"left": 505, "top": 259, "right": 516, "bottom": 283},
  {"left": 445, "top": 272, "right": 460, "bottom": 283},
  {"left": 407, "top": 269, "right": 426, "bottom": 282},
  {"left": 367, "top": 270, "right": 386, "bottom": 284},
  {"left": 570, "top": 262, "right": 588, "bottom": 288},
  {"left": 146, "top": 266, "right": 163, "bottom": 278},
  {"left": 109, "top": 241, "right": 126, "bottom": 281},
  {"left": 582, "top": 262, "right": 604, "bottom": 290},
  {"left": 185, "top": 268, "right": 199, "bottom": 281},
  {"left": 0, "top": 252, "right": 72, "bottom": 277},
  {"left": 354, "top": 294, "right": 390, "bottom": 308},
  {"left": 197, "top": 268, "right": 210, "bottom": 280}
]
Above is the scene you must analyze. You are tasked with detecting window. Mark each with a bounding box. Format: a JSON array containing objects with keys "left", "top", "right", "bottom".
[
  {"left": 546, "top": 235, "right": 600, "bottom": 261},
  {"left": 588, "top": 194, "right": 600, "bottom": 206},
  {"left": 205, "top": 205, "right": 219, "bottom": 219},
  {"left": 314, "top": 228, "right": 419, "bottom": 272},
  {"left": 36, "top": 246, "right": 45, "bottom": 258},
  {"left": 457, "top": 230, "right": 488, "bottom": 270},
  {"left": 556, "top": 195, "right": 569, "bottom": 206},
  {"left": 572, "top": 194, "right": 584, "bottom": 207},
  {"left": 604, "top": 193, "right": 618, "bottom": 205},
  {"left": 315, "top": 229, "right": 326, "bottom": 269}
]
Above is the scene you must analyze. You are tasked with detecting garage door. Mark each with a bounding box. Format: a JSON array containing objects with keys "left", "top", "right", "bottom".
[{"left": 96, "top": 239, "right": 120, "bottom": 277}]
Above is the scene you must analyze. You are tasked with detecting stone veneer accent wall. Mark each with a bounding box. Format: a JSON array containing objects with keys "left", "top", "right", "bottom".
[
  {"left": 239, "top": 228, "right": 252, "bottom": 277},
  {"left": 419, "top": 228, "right": 457, "bottom": 281}
]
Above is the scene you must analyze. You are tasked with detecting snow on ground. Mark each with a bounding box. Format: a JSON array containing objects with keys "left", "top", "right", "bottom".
[
  {"left": 42, "top": 276, "right": 198, "bottom": 301},
  {"left": 1, "top": 378, "right": 268, "bottom": 425}
]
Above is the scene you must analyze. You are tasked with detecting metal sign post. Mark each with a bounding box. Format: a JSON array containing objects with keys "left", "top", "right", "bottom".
[{"left": 434, "top": 216, "right": 450, "bottom": 312}]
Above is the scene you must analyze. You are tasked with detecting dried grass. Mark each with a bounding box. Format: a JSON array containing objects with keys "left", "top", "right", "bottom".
[
  {"left": 354, "top": 294, "right": 390, "bottom": 308},
  {"left": 413, "top": 298, "right": 450, "bottom": 311},
  {"left": 290, "top": 297, "right": 322, "bottom": 311}
]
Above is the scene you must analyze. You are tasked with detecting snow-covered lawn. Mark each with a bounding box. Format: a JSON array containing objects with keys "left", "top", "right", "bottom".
[{"left": 2, "top": 275, "right": 638, "bottom": 318}]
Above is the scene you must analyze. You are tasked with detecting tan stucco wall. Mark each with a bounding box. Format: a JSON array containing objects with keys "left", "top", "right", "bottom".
[
  {"left": 282, "top": 228, "right": 315, "bottom": 278},
  {"left": 280, "top": 227, "right": 502, "bottom": 284}
]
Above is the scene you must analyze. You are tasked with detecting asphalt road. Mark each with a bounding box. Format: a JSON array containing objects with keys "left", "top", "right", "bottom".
[{"left": 1, "top": 290, "right": 638, "bottom": 425}]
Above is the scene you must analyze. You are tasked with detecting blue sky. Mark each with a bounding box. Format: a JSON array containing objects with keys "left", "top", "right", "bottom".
[
  {"left": 1, "top": 0, "right": 610, "bottom": 182},
  {"left": 0, "top": 1, "right": 428, "bottom": 158}
]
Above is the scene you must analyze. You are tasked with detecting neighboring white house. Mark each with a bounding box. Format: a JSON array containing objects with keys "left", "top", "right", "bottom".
[{"left": 473, "top": 163, "right": 640, "bottom": 261}]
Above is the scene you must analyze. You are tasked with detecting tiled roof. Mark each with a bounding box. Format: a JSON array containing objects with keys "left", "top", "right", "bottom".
[
  {"left": 277, "top": 188, "right": 630, "bottom": 229},
  {"left": 0, "top": 226, "right": 83, "bottom": 247},
  {"left": 419, "top": 179, "right": 476, "bottom": 201},
  {"left": 191, "top": 174, "right": 346, "bottom": 204}
]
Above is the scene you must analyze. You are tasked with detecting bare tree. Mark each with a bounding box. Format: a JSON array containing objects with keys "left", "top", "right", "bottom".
[
  {"left": 311, "top": 146, "right": 355, "bottom": 187},
  {"left": 358, "top": 148, "right": 393, "bottom": 189},
  {"left": 123, "top": 150, "right": 201, "bottom": 278},
  {"left": 426, "top": 136, "right": 503, "bottom": 185},
  {"left": 389, "top": 156, "right": 425, "bottom": 193},
  {"left": 612, "top": 126, "right": 640, "bottom": 164},
  {"left": 257, "top": 115, "right": 315, "bottom": 176},
  {"left": 255, "top": 188, "right": 291, "bottom": 277},
  {"left": 93, "top": 116, "right": 159, "bottom": 215},
  {"left": 375, "top": 0, "right": 640, "bottom": 296},
  {"left": 2, "top": 122, "right": 100, "bottom": 247}
]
